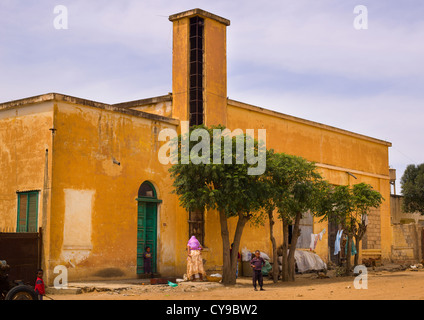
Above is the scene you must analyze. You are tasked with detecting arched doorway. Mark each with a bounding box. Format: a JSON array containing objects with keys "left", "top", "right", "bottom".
[{"left": 136, "top": 181, "right": 162, "bottom": 276}]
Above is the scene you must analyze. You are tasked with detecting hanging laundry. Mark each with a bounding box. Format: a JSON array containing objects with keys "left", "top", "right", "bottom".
[
  {"left": 362, "top": 214, "right": 368, "bottom": 226},
  {"left": 345, "top": 239, "right": 357, "bottom": 256},
  {"left": 310, "top": 234, "right": 318, "bottom": 251},
  {"left": 334, "top": 229, "right": 343, "bottom": 255},
  {"left": 309, "top": 228, "right": 326, "bottom": 251}
]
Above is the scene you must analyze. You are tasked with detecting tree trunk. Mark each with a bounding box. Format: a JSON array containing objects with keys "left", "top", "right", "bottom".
[
  {"left": 268, "top": 209, "right": 278, "bottom": 283},
  {"left": 219, "top": 210, "right": 249, "bottom": 285},
  {"left": 354, "top": 235, "right": 360, "bottom": 267},
  {"left": 288, "top": 212, "right": 302, "bottom": 281},
  {"left": 230, "top": 213, "right": 249, "bottom": 282},
  {"left": 219, "top": 210, "right": 232, "bottom": 285},
  {"left": 281, "top": 218, "right": 289, "bottom": 282},
  {"left": 354, "top": 223, "right": 367, "bottom": 268},
  {"left": 345, "top": 234, "right": 353, "bottom": 276}
]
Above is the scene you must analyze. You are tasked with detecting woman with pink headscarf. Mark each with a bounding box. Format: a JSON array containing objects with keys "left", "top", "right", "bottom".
[{"left": 186, "top": 236, "right": 206, "bottom": 281}]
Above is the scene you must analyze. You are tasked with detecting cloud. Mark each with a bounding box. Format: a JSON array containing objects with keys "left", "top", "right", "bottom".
[{"left": 225, "top": 0, "right": 424, "bottom": 80}]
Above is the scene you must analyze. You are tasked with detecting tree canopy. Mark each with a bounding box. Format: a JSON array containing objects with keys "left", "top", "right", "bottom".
[
  {"left": 327, "top": 183, "right": 383, "bottom": 274},
  {"left": 261, "top": 151, "right": 335, "bottom": 281},
  {"left": 169, "top": 125, "right": 267, "bottom": 284},
  {"left": 401, "top": 163, "right": 424, "bottom": 215}
]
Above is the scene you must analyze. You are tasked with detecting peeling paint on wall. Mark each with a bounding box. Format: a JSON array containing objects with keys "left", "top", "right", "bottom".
[{"left": 61, "top": 189, "right": 95, "bottom": 265}]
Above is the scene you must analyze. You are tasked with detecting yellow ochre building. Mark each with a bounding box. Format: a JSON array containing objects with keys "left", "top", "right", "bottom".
[{"left": 0, "top": 9, "right": 392, "bottom": 284}]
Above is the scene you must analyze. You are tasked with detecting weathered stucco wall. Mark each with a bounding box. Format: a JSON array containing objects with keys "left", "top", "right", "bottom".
[
  {"left": 226, "top": 102, "right": 390, "bottom": 175},
  {"left": 0, "top": 102, "right": 53, "bottom": 233},
  {"left": 203, "top": 17, "right": 227, "bottom": 127},
  {"left": 218, "top": 100, "right": 392, "bottom": 264},
  {"left": 391, "top": 223, "right": 422, "bottom": 264},
  {"left": 130, "top": 101, "right": 173, "bottom": 118},
  {"left": 171, "top": 16, "right": 190, "bottom": 124},
  {"left": 390, "top": 195, "right": 423, "bottom": 264},
  {"left": 47, "top": 101, "right": 179, "bottom": 283},
  {"left": 391, "top": 194, "right": 424, "bottom": 224}
]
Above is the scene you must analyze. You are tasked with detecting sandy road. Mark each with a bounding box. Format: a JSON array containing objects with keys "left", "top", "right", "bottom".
[{"left": 48, "top": 269, "right": 424, "bottom": 300}]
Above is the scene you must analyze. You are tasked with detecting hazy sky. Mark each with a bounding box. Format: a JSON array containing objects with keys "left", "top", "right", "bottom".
[{"left": 1, "top": 0, "right": 423, "bottom": 193}]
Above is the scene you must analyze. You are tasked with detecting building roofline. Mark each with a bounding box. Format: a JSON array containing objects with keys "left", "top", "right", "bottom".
[
  {"left": 169, "top": 8, "right": 230, "bottom": 26},
  {"left": 113, "top": 93, "right": 172, "bottom": 109},
  {"left": 0, "top": 93, "right": 179, "bottom": 125},
  {"left": 227, "top": 98, "right": 392, "bottom": 147},
  {"left": 0, "top": 92, "right": 393, "bottom": 146}
]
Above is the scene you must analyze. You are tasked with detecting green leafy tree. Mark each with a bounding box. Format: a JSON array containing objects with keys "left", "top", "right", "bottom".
[
  {"left": 251, "top": 149, "right": 284, "bottom": 283},
  {"left": 327, "top": 183, "right": 383, "bottom": 275},
  {"left": 264, "top": 151, "right": 333, "bottom": 282},
  {"left": 169, "top": 125, "right": 267, "bottom": 285},
  {"left": 401, "top": 163, "right": 424, "bottom": 215},
  {"left": 351, "top": 183, "right": 384, "bottom": 266}
]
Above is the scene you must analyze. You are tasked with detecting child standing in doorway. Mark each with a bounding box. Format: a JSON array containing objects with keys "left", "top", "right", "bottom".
[{"left": 144, "top": 246, "right": 153, "bottom": 277}]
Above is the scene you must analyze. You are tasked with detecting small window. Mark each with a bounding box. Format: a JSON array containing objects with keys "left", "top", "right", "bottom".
[
  {"left": 188, "top": 209, "right": 205, "bottom": 247},
  {"left": 17, "top": 191, "right": 39, "bottom": 233},
  {"left": 138, "top": 182, "right": 156, "bottom": 198}
]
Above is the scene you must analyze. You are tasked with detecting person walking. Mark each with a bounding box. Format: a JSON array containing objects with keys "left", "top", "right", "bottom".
[{"left": 250, "top": 250, "right": 265, "bottom": 291}]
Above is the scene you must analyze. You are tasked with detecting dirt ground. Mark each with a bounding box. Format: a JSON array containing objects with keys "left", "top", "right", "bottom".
[{"left": 47, "top": 267, "right": 424, "bottom": 300}]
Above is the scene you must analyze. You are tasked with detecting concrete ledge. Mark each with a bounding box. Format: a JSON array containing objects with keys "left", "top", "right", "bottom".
[
  {"left": 46, "top": 287, "right": 82, "bottom": 295},
  {"left": 0, "top": 92, "right": 179, "bottom": 125},
  {"left": 169, "top": 8, "right": 230, "bottom": 26},
  {"left": 46, "top": 279, "right": 225, "bottom": 297}
]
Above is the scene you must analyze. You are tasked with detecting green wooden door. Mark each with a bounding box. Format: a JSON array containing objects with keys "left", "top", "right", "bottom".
[{"left": 137, "top": 201, "right": 157, "bottom": 274}]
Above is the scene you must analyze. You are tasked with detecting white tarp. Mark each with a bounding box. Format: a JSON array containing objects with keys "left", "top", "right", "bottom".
[
  {"left": 260, "top": 252, "right": 270, "bottom": 261},
  {"left": 278, "top": 250, "right": 327, "bottom": 273},
  {"left": 241, "top": 247, "right": 271, "bottom": 262},
  {"left": 241, "top": 247, "right": 251, "bottom": 261}
]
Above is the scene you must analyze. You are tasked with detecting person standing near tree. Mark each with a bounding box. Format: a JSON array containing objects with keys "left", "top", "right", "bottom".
[
  {"left": 250, "top": 250, "right": 265, "bottom": 291},
  {"left": 186, "top": 236, "right": 206, "bottom": 281}
]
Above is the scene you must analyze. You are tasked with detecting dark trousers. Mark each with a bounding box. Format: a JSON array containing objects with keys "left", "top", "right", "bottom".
[
  {"left": 252, "top": 270, "right": 263, "bottom": 288},
  {"left": 144, "top": 259, "right": 152, "bottom": 274}
]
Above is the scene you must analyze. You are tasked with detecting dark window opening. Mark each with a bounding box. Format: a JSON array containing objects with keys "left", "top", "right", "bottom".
[
  {"left": 188, "top": 209, "right": 205, "bottom": 247},
  {"left": 138, "top": 182, "right": 156, "bottom": 198},
  {"left": 288, "top": 225, "right": 293, "bottom": 245},
  {"left": 189, "top": 16, "right": 204, "bottom": 127}
]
